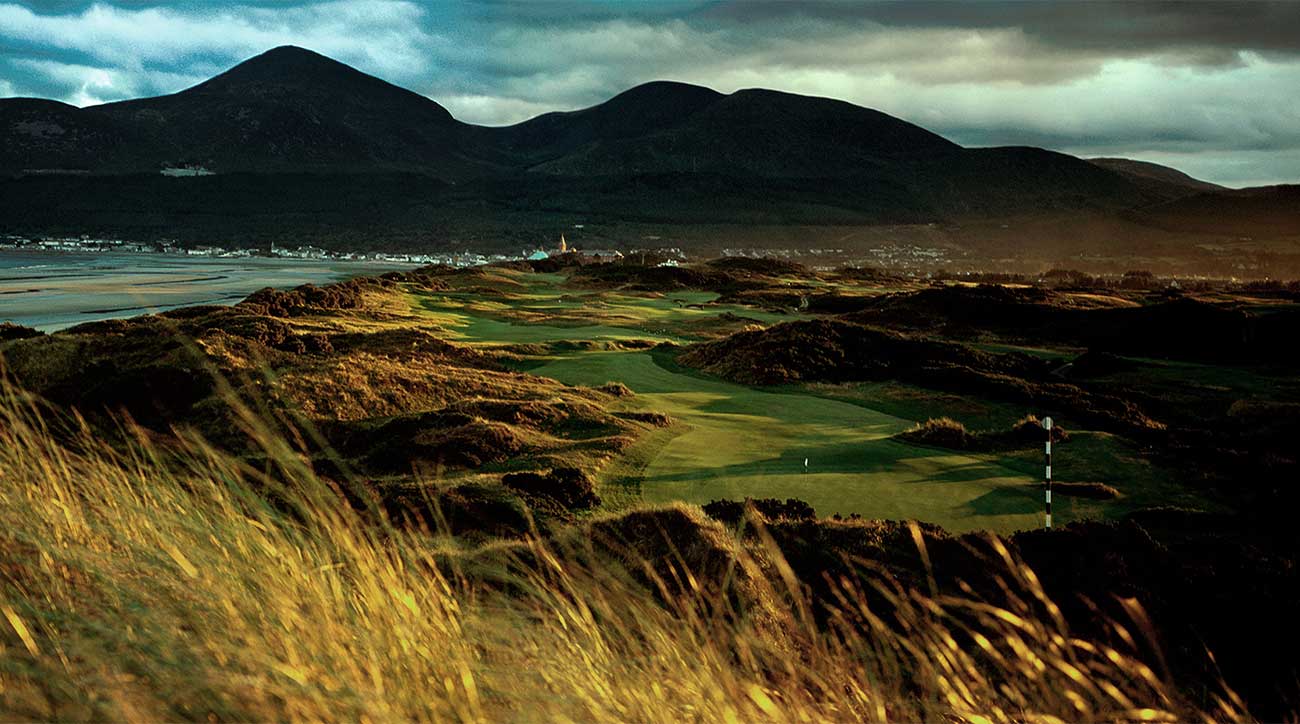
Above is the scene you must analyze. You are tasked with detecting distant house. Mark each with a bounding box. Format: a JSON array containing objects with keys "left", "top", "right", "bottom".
[
  {"left": 582, "top": 249, "right": 624, "bottom": 262},
  {"left": 161, "top": 165, "right": 214, "bottom": 177},
  {"left": 528, "top": 250, "right": 550, "bottom": 261}
]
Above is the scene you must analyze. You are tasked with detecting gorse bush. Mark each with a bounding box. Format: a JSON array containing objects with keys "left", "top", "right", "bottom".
[
  {"left": 898, "top": 416, "right": 975, "bottom": 449},
  {"left": 502, "top": 467, "right": 601, "bottom": 509},
  {"left": 0, "top": 381, "right": 1243, "bottom": 721},
  {"left": 898, "top": 415, "right": 1068, "bottom": 453},
  {"left": 702, "top": 497, "right": 818, "bottom": 524}
]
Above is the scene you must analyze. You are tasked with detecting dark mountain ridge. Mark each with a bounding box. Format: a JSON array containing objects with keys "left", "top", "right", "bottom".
[
  {"left": 1, "top": 46, "right": 1294, "bottom": 261},
  {"left": 0, "top": 46, "right": 1127, "bottom": 193},
  {"left": 503, "top": 82, "right": 963, "bottom": 179}
]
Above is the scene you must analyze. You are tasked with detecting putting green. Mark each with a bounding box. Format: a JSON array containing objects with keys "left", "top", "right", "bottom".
[{"left": 529, "top": 350, "right": 1045, "bottom": 534}]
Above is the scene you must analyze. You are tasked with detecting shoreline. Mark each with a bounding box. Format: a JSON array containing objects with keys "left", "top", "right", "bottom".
[{"left": 0, "top": 249, "right": 418, "bottom": 331}]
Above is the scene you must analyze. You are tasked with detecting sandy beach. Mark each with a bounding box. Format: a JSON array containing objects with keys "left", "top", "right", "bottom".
[{"left": 0, "top": 250, "right": 411, "bottom": 331}]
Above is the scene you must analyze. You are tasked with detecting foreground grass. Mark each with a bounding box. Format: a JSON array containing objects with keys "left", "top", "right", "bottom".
[{"left": 0, "top": 384, "right": 1243, "bottom": 722}]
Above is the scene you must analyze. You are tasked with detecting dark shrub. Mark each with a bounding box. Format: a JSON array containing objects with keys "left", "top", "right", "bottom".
[
  {"left": 502, "top": 467, "right": 600, "bottom": 509},
  {"left": 597, "top": 382, "right": 634, "bottom": 397},
  {"left": 72, "top": 363, "right": 215, "bottom": 428},
  {"left": 349, "top": 481, "right": 532, "bottom": 538},
  {"left": 705, "top": 256, "right": 808, "bottom": 276},
  {"left": 615, "top": 411, "right": 673, "bottom": 427},
  {"left": 240, "top": 279, "right": 374, "bottom": 317},
  {"left": 363, "top": 418, "right": 525, "bottom": 471},
  {"left": 1051, "top": 481, "right": 1120, "bottom": 500},
  {"left": 896, "top": 415, "right": 1066, "bottom": 452},
  {"left": 702, "top": 497, "right": 817, "bottom": 524},
  {"left": 0, "top": 322, "right": 42, "bottom": 342},
  {"left": 897, "top": 417, "right": 974, "bottom": 449},
  {"left": 1008, "top": 415, "right": 1068, "bottom": 444}
]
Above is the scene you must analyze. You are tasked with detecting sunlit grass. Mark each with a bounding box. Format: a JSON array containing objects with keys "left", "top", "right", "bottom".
[{"left": 0, "top": 381, "right": 1244, "bottom": 721}]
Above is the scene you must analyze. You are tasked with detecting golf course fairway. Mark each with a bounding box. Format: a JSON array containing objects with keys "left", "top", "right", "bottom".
[
  {"left": 410, "top": 275, "right": 1086, "bottom": 534},
  {"left": 530, "top": 350, "right": 1045, "bottom": 534}
]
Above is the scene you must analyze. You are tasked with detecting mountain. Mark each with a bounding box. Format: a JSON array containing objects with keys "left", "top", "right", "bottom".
[
  {"left": 1131, "top": 184, "right": 1300, "bottom": 239},
  {"left": 0, "top": 46, "right": 1291, "bottom": 265},
  {"left": 0, "top": 47, "right": 1136, "bottom": 201},
  {"left": 10, "top": 47, "right": 506, "bottom": 178},
  {"left": 489, "top": 81, "right": 728, "bottom": 165},
  {"left": 496, "top": 82, "right": 960, "bottom": 177},
  {"left": 0, "top": 98, "right": 139, "bottom": 173},
  {"left": 1088, "top": 157, "right": 1224, "bottom": 197}
]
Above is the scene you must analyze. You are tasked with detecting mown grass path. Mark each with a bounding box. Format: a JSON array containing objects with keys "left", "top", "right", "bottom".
[{"left": 528, "top": 350, "right": 1042, "bottom": 533}]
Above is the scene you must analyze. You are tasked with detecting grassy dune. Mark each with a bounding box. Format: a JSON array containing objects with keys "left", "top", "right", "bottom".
[{"left": 0, "top": 386, "right": 1236, "bottom": 721}]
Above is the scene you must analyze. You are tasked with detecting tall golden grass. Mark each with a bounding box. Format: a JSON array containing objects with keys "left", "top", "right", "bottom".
[{"left": 0, "top": 381, "right": 1244, "bottom": 722}]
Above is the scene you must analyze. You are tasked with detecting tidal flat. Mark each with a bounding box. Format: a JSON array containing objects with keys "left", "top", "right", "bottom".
[{"left": 0, "top": 249, "right": 410, "bottom": 331}]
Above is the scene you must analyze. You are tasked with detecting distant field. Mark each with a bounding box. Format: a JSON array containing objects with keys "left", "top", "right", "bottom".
[
  {"left": 414, "top": 274, "right": 792, "bottom": 345},
  {"left": 404, "top": 270, "right": 1213, "bottom": 533}
]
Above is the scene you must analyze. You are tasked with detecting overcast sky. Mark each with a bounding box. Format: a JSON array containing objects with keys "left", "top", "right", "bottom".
[{"left": 2, "top": 0, "right": 1299, "bottom": 187}]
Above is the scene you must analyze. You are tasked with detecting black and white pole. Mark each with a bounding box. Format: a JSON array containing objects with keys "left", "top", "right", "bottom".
[{"left": 1043, "top": 416, "right": 1053, "bottom": 529}]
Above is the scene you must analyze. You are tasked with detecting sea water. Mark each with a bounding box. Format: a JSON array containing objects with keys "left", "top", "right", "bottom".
[{"left": 0, "top": 250, "right": 411, "bottom": 331}]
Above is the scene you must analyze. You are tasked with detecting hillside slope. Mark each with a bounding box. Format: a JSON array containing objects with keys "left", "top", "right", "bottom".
[{"left": 1089, "top": 157, "right": 1225, "bottom": 197}]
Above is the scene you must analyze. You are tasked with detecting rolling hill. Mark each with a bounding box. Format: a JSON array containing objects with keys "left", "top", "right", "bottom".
[{"left": 1088, "top": 157, "right": 1225, "bottom": 197}]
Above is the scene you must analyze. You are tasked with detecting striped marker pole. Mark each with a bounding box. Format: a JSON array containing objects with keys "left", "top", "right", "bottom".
[{"left": 1043, "top": 416, "right": 1053, "bottom": 529}]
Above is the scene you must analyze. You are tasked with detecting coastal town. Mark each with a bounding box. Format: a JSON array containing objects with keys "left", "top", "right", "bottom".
[
  {"left": 0, "top": 232, "right": 670, "bottom": 268},
  {"left": 1, "top": 232, "right": 971, "bottom": 273}
]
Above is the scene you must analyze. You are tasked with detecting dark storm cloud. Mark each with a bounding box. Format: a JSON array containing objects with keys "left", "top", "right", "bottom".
[
  {"left": 707, "top": 1, "right": 1300, "bottom": 58},
  {"left": 0, "top": 0, "right": 1297, "bottom": 186}
]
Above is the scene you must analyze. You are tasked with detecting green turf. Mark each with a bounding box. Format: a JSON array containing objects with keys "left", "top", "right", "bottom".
[
  {"left": 527, "top": 350, "right": 1047, "bottom": 533},
  {"left": 796, "top": 379, "right": 1211, "bottom": 517},
  {"left": 405, "top": 270, "right": 1210, "bottom": 533},
  {"left": 413, "top": 278, "right": 791, "bottom": 344}
]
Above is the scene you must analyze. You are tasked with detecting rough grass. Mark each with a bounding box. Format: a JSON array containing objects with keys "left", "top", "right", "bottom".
[
  {"left": 897, "top": 415, "right": 1068, "bottom": 452},
  {"left": 0, "top": 275, "right": 662, "bottom": 489},
  {"left": 0, "top": 385, "right": 1242, "bottom": 722},
  {"left": 1052, "top": 481, "right": 1122, "bottom": 500},
  {"left": 898, "top": 416, "right": 975, "bottom": 449}
]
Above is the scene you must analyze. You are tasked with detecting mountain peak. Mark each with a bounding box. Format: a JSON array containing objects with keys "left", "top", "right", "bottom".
[
  {"left": 79, "top": 45, "right": 464, "bottom": 175},
  {"left": 154, "top": 44, "right": 457, "bottom": 123},
  {"left": 189, "top": 45, "right": 376, "bottom": 93},
  {"left": 605, "top": 81, "right": 724, "bottom": 107},
  {"left": 240, "top": 45, "right": 347, "bottom": 71},
  {"left": 260, "top": 44, "right": 323, "bottom": 58}
]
